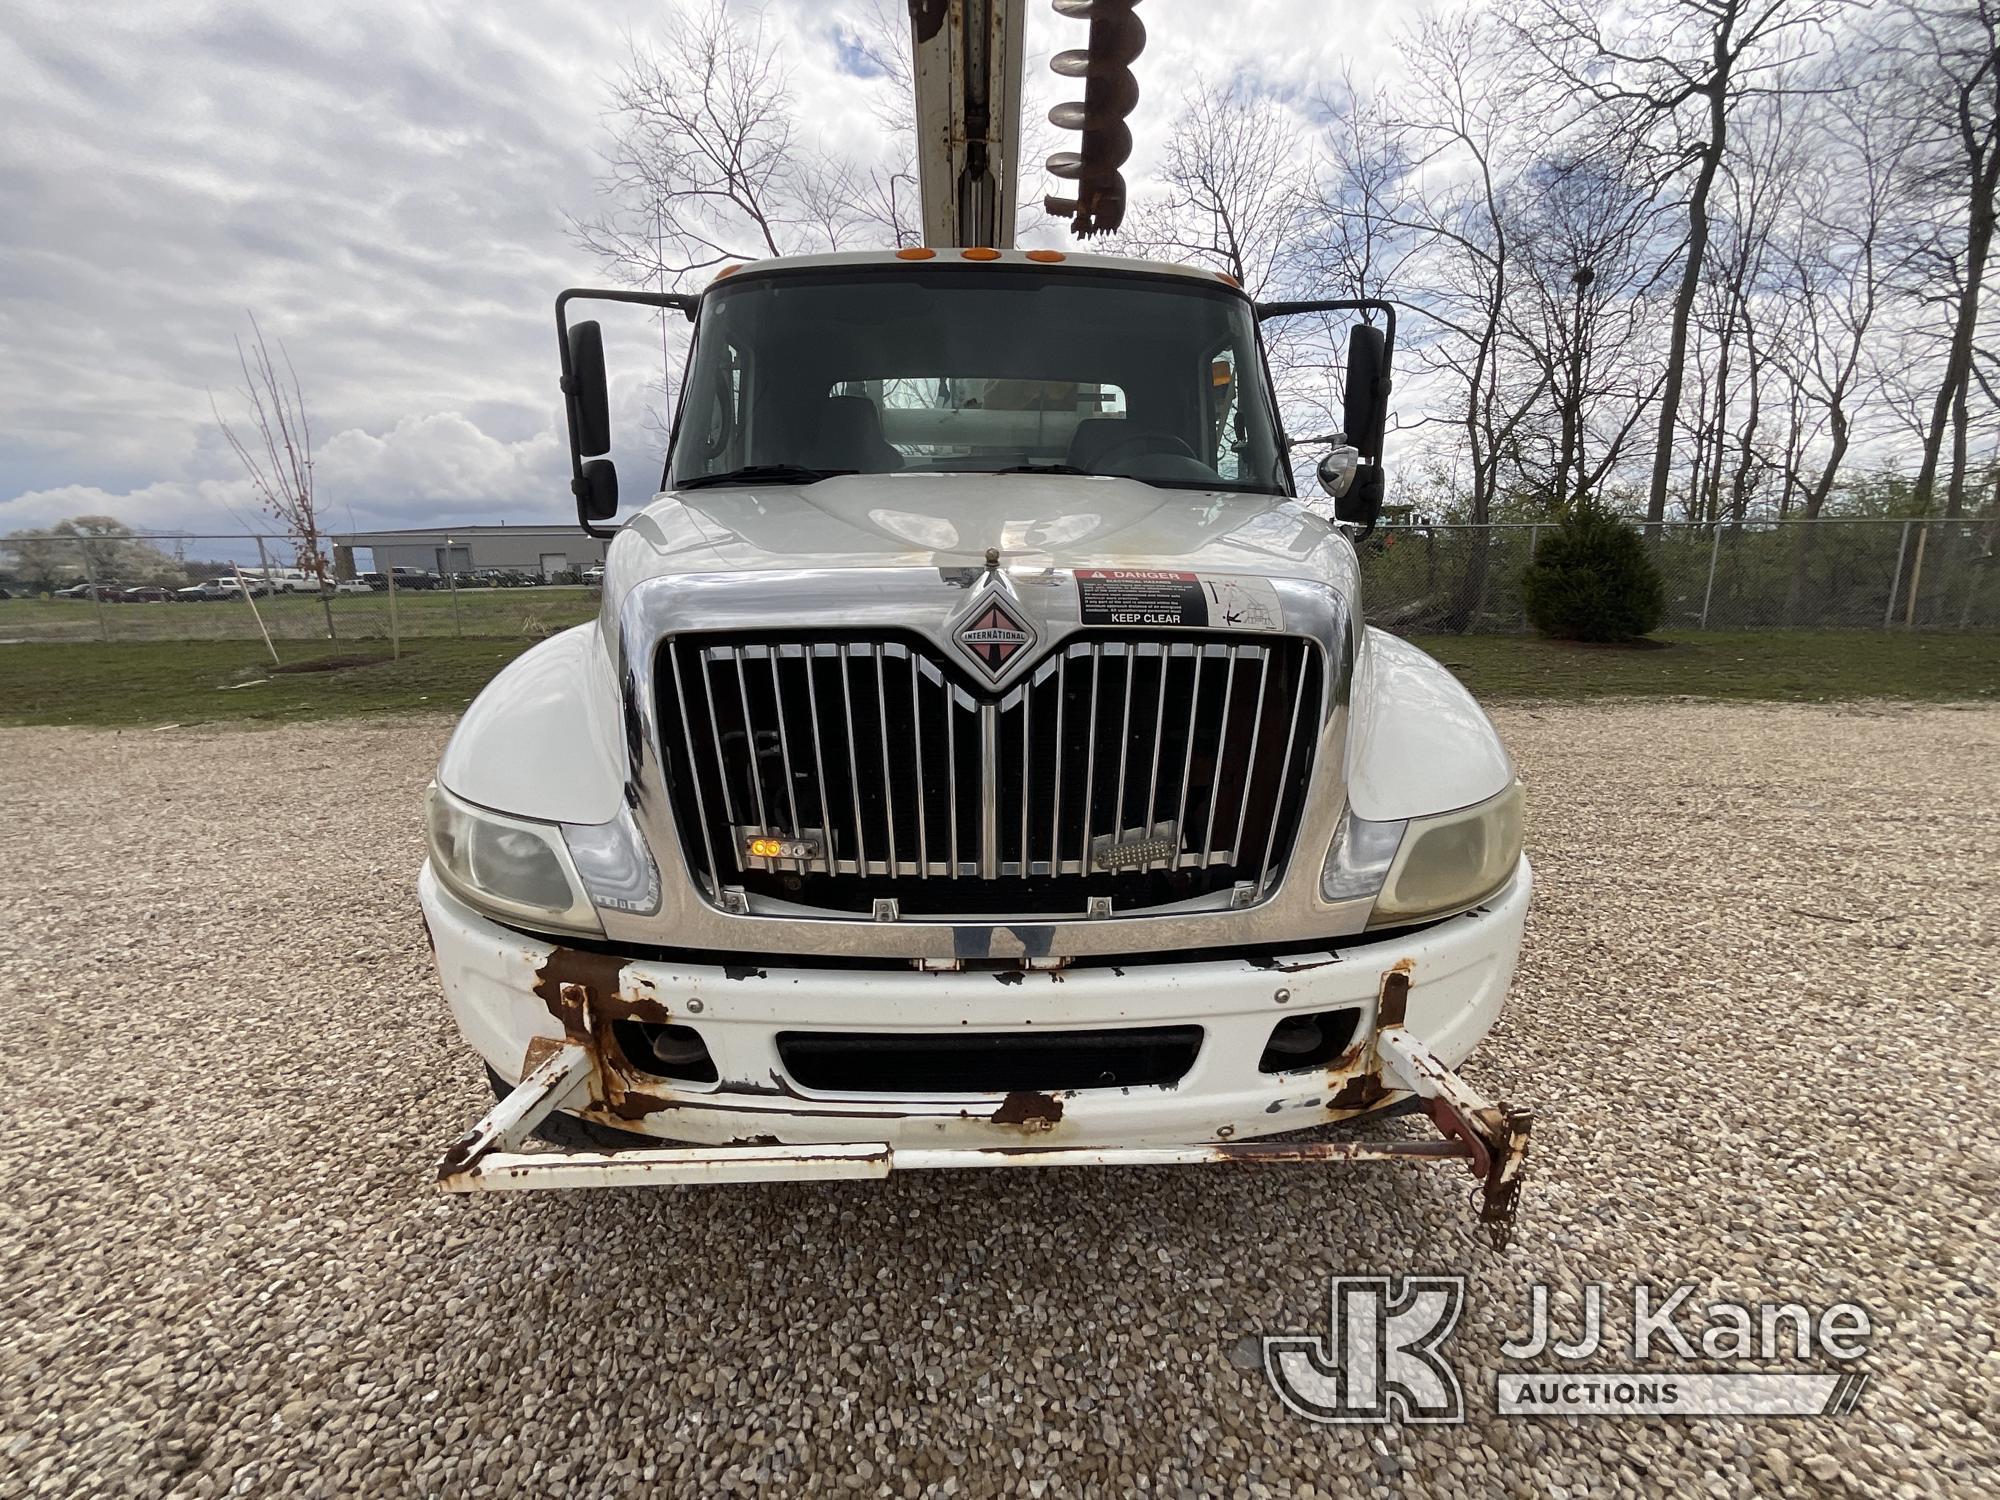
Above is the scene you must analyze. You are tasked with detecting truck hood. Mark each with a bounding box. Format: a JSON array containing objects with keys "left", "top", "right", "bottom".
[{"left": 615, "top": 472, "right": 1351, "bottom": 585}]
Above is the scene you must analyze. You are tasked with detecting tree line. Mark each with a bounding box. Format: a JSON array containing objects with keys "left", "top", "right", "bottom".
[
  {"left": 1119, "top": 0, "right": 2000, "bottom": 539},
  {"left": 572, "top": 0, "right": 2000, "bottom": 540}
]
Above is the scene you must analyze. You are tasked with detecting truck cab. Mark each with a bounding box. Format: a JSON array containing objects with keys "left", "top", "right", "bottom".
[{"left": 423, "top": 248, "right": 1532, "bottom": 1243}]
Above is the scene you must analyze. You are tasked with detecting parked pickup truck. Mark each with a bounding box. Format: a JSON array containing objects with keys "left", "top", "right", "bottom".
[{"left": 424, "top": 250, "right": 1531, "bottom": 1243}]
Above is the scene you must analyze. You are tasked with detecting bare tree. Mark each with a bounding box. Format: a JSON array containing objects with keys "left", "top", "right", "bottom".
[
  {"left": 1301, "top": 71, "right": 1423, "bottom": 307},
  {"left": 1506, "top": 150, "right": 1670, "bottom": 511},
  {"left": 1379, "top": 9, "right": 1552, "bottom": 627},
  {"left": 1119, "top": 78, "right": 1308, "bottom": 296},
  {"left": 571, "top": 2, "right": 914, "bottom": 432},
  {"left": 1686, "top": 95, "right": 1799, "bottom": 526},
  {"left": 1891, "top": 0, "right": 2000, "bottom": 517},
  {"left": 1117, "top": 78, "right": 1337, "bottom": 453},
  {"left": 571, "top": 3, "right": 828, "bottom": 282},
  {"left": 212, "top": 315, "right": 333, "bottom": 638},
  {"left": 839, "top": 0, "right": 924, "bottom": 247},
  {"left": 1510, "top": 0, "right": 1842, "bottom": 526},
  {"left": 1777, "top": 56, "right": 1910, "bottom": 520}
]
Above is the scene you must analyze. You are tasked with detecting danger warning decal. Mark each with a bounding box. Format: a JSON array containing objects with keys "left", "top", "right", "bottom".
[
  {"left": 1075, "top": 569, "right": 1284, "bottom": 632},
  {"left": 1076, "top": 569, "right": 1204, "bottom": 626}
]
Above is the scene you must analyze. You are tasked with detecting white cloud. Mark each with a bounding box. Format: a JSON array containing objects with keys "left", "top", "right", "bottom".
[{"left": 1, "top": 0, "right": 1401, "bottom": 541}]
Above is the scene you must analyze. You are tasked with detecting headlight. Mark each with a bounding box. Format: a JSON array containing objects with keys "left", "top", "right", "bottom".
[
  {"left": 426, "top": 784, "right": 602, "bottom": 935},
  {"left": 1323, "top": 781, "right": 1524, "bottom": 926},
  {"left": 562, "top": 805, "right": 662, "bottom": 916}
]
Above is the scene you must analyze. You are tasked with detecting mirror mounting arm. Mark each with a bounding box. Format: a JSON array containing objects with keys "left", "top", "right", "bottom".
[
  {"left": 1252, "top": 297, "right": 1398, "bottom": 459},
  {"left": 555, "top": 288, "right": 701, "bottom": 540},
  {"left": 1256, "top": 297, "right": 1397, "bottom": 540}
]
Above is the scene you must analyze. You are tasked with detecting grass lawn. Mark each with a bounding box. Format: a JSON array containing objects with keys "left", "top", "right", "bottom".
[
  {"left": 1410, "top": 630, "right": 1997, "bottom": 703},
  {"left": 0, "top": 586, "right": 599, "bottom": 643},
  {"left": 0, "top": 638, "right": 542, "bottom": 728},
  {"left": 0, "top": 630, "right": 1991, "bottom": 730}
]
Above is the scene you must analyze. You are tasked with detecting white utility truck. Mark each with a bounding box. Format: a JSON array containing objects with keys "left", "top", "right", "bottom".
[{"left": 422, "top": 0, "right": 1532, "bottom": 1244}]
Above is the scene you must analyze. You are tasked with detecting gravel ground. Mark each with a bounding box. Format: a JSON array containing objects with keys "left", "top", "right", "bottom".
[{"left": 2, "top": 702, "right": 1996, "bottom": 1498}]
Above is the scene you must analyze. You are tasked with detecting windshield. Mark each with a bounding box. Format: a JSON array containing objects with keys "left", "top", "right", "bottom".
[{"left": 668, "top": 267, "right": 1288, "bottom": 494}]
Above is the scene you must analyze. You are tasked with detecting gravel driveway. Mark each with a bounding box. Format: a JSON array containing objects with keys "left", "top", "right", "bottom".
[{"left": 2, "top": 703, "right": 1995, "bottom": 1497}]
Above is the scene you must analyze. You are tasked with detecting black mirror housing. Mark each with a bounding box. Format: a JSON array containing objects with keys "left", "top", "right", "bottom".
[
  {"left": 576, "top": 458, "right": 619, "bottom": 521},
  {"left": 1334, "top": 466, "right": 1384, "bottom": 534},
  {"left": 1342, "top": 324, "right": 1389, "bottom": 461},
  {"left": 565, "top": 321, "right": 612, "bottom": 457}
]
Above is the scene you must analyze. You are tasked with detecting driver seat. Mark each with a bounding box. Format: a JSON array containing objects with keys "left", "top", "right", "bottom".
[
  {"left": 802, "top": 395, "right": 905, "bottom": 474},
  {"left": 1066, "top": 418, "right": 1137, "bottom": 471}
]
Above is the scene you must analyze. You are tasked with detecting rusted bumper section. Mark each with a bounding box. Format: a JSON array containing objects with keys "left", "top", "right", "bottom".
[{"left": 436, "top": 1028, "right": 1533, "bottom": 1249}]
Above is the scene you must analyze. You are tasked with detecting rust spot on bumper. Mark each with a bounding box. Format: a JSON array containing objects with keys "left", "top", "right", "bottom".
[
  {"left": 1376, "top": 960, "right": 1414, "bottom": 1028},
  {"left": 991, "top": 1091, "right": 1064, "bottom": 1129},
  {"left": 521, "top": 1035, "right": 566, "bottom": 1077},
  {"left": 532, "top": 948, "right": 671, "bottom": 1029},
  {"left": 530, "top": 947, "right": 676, "bottom": 1121},
  {"left": 1328, "top": 1072, "right": 1389, "bottom": 1113}
]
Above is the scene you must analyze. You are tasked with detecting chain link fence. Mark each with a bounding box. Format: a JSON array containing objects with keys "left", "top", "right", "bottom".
[
  {"left": 2, "top": 518, "right": 1994, "bottom": 647},
  {"left": 1354, "top": 516, "right": 2000, "bottom": 634}
]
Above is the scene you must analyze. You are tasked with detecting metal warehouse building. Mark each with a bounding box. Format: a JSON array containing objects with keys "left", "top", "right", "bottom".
[{"left": 332, "top": 525, "right": 608, "bottom": 579}]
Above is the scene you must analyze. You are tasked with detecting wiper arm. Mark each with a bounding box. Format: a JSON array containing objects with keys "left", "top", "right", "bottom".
[
  {"left": 993, "top": 463, "right": 1093, "bottom": 476},
  {"left": 677, "top": 464, "right": 856, "bottom": 490}
]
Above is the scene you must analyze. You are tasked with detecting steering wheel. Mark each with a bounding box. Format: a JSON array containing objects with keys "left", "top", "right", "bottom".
[{"left": 1090, "top": 431, "right": 1200, "bottom": 469}]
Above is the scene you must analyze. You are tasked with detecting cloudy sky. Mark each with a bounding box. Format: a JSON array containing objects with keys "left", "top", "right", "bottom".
[{"left": 0, "top": 0, "right": 1389, "bottom": 544}]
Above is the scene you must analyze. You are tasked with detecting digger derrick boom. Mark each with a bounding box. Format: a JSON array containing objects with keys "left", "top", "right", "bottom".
[{"left": 909, "top": 0, "right": 1027, "bottom": 247}]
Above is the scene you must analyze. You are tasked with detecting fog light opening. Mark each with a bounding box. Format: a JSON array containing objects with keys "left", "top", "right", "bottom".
[
  {"left": 613, "top": 1020, "right": 719, "bottom": 1084},
  {"left": 1258, "top": 1007, "right": 1362, "bottom": 1074}
]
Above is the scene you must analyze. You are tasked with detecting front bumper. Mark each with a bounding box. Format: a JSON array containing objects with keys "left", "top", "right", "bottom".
[{"left": 423, "top": 859, "right": 1534, "bottom": 1242}]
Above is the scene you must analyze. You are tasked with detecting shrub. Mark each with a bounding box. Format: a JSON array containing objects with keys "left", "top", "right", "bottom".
[{"left": 1522, "top": 499, "right": 1666, "bottom": 642}]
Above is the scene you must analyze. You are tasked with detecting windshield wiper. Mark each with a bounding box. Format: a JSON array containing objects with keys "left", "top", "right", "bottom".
[
  {"left": 993, "top": 463, "right": 1093, "bottom": 476},
  {"left": 677, "top": 464, "right": 855, "bottom": 490}
]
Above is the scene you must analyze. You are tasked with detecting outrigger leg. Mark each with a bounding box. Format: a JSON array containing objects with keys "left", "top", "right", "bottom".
[{"left": 438, "top": 1031, "right": 1531, "bottom": 1249}]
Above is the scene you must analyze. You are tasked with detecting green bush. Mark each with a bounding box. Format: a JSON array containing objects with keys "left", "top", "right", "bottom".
[{"left": 1522, "top": 500, "right": 1665, "bottom": 641}]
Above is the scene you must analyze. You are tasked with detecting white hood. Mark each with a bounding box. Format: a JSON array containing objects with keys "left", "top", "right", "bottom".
[{"left": 610, "top": 472, "right": 1354, "bottom": 587}]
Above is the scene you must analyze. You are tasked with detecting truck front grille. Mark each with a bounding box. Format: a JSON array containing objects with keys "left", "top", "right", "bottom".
[{"left": 655, "top": 630, "right": 1322, "bottom": 917}]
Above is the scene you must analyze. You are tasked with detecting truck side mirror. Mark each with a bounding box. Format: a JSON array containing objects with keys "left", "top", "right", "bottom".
[
  {"left": 554, "top": 288, "right": 699, "bottom": 539},
  {"left": 566, "top": 320, "right": 612, "bottom": 456},
  {"left": 1343, "top": 323, "right": 1388, "bottom": 460}
]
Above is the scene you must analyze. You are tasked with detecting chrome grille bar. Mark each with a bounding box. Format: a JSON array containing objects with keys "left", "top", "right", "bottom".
[
  {"left": 873, "top": 644, "right": 899, "bottom": 875},
  {"left": 1077, "top": 641, "right": 1103, "bottom": 871},
  {"left": 1196, "top": 645, "right": 1239, "bottom": 868},
  {"left": 1170, "top": 643, "right": 1207, "bottom": 869},
  {"left": 665, "top": 645, "right": 721, "bottom": 893},
  {"left": 910, "top": 650, "right": 929, "bottom": 877},
  {"left": 1112, "top": 643, "right": 1137, "bottom": 845}
]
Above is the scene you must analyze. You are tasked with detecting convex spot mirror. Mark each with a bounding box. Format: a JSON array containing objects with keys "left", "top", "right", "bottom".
[{"left": 1317, "top": 445, "right": 1359, "bottom": 499}]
